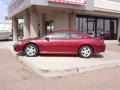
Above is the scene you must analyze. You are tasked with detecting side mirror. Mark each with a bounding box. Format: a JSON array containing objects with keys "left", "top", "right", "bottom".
[{"left": 45, "top": 37, "right": 50, "bottom": 41}]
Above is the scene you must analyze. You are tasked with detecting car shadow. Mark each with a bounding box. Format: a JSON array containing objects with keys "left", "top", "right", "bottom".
[
  {"left": 0, "top": 39, "right": 13, "bottom": 42},
  {"left": 40, "top": 54, "right": 78, "bottom": 57},
  {"left": 16, "top": 53, "right": 24, "bottom": 56},
  {"left": 16, "top": 53, "right": 104, "bottom": 59},
  {"left": 92, "top": 54, "right": 104, "bottom": 58}
]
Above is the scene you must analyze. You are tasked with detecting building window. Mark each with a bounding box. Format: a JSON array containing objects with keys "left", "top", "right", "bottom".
[
  {"left": 45, "top": 21, "right": 54, "bottom": 34},
  {"left": 76, "top": 15, "right": 118, "bottom": 40},
  {"left": 18, "top": 23, "right": 23, "bottom": 39}
]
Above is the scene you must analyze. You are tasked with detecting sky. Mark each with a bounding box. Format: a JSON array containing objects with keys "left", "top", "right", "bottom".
[{"left": 0, "top": 0, "right": 10, "bottom": 23}]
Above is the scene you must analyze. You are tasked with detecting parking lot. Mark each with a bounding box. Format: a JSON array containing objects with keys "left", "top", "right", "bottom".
[
  {"left": 0, "top": 40, "right": 120, "bottom": 77},
  {"left": 0, "top": 40, "right": 120, "bottom": 90}
]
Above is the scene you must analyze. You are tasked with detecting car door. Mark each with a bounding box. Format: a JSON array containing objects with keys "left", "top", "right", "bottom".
[
  {"left": 66, "top": 32, "right": 84, "bottom": 53},
  {"left": 40, "top": 32, "right": 71, "bottom": 54}
]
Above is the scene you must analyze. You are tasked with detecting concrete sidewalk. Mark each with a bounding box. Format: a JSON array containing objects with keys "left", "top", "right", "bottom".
[
  {"left": 0, "top": 41, "right": 120, "bottom": 77},
  {"left": 18, "top": 51, "right": 120, "bottom": 77}
]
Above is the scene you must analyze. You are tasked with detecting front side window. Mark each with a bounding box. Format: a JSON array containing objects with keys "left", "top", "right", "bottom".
[{"left": 44, "top": 32, "right": 70, "bottom": 39}]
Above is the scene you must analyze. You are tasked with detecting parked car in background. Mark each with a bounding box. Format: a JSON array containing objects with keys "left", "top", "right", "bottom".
[
  {"left": 87, "top": 31, "right": 95, "bottom": 37},
  {"left": 13, "top": 30, "right": 105, "bottom": 58},
  {"left": 100, "top": 32, "right": 110, "bottom": 40},
  {"left": 87, "top": 31, "right": 110, "bottom": 40},
  {"left": 0, "top": 23, "right": 12, "bottom": 40}
]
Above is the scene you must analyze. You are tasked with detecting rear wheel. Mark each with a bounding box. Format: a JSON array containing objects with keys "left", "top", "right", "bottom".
[
  {"left": 79, "top": 45, "right": 92, "bottom": 58},
  {"left": 24, "top": 44, "right": 38, "bottom": 57}
]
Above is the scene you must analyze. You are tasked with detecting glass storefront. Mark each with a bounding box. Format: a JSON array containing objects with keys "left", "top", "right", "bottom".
[{"left": 76, "top": 15, "right": 118, "bottom": 40}]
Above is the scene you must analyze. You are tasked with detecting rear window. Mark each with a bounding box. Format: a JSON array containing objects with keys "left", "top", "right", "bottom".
[{"left": 70, "top": 33, "right": 83, "bottom": 39}]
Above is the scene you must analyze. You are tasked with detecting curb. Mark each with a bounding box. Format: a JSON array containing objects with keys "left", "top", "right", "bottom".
[{"left": 18, "top": 56, "right": 120, "bottom": 77}]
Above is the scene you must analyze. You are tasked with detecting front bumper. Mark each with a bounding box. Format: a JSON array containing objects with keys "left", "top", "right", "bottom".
[
  {"left": 13, "top": 44, "right": 17, "bottom": 51},
  {"left": 13, "top": 43, "right": 23, "bottom": 53}
]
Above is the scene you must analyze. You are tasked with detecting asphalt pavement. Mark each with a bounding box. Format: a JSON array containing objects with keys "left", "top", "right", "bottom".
[{"left": 0, "top": 41, "right": 120, "bottom": 90}]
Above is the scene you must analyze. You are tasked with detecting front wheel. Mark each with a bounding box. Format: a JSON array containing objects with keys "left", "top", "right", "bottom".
[
  {"left": 24, "top": 44, "right": 38, "bottom": 57},
  {"left": 79, "top": 45, "right": 92, "bottom": 58}
]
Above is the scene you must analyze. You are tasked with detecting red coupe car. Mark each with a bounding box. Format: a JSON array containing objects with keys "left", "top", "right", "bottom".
[{"left": 14, "top": 30, "right": 105, "bottom": 58}]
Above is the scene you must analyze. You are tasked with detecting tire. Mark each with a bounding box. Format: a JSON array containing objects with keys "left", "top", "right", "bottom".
[
  {"left": 79, "top": 45, "right": 92, "bottom": 58},
  {"left": 24, "top": 44, "right": 39, "bottom": 57}
]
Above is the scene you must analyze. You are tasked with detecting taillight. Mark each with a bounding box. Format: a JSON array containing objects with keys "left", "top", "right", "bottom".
[{"left": 101, "top": 39, "right": 104, "bottom": 44}]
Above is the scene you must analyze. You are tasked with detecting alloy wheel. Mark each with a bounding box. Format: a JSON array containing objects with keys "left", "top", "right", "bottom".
[
  {"left": 24, "top": 44, "right": 38, "bottom": 57},
  {"left": 79, "top": 45, "right": 92, "bottom": 58}
]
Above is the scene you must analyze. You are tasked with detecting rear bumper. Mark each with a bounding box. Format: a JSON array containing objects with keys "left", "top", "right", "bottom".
[
  {"left": 101, "top": 44, "right": 106, "bottom": 52},
  {"left": 94, "top": 44, "right": 106, "bottom": 53}
]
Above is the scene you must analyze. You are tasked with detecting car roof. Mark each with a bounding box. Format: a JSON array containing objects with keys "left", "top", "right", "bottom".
[
  {"left": 51, "top": 30, "right": 80, "bottom": 34},
  {"left": 51, "top": 30, "right": 92, "bottom": 37}
]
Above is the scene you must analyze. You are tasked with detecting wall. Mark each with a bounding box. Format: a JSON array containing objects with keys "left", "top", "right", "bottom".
[
  {"left": 9, "top": 0, "right": 94, "bottom": 18},
  {"left": 31, "top": 0, "right": 93, "bottom": 10},
  {"left": 94, "top": 0, "right": 120, "bottom": 13},
  {"left": 8, "top": 0, "right": 31, "bottom": 18},
  {"left": 54, "top": 11, "right": 69, "bottom": 30},
  {"left": 31, "top": 0, "right": 48, "bottom": 6}
]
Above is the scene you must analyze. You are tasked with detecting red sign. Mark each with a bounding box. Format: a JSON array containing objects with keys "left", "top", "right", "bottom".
[{"left": 48, "top": 0, "right": 87, "bottom": 6}]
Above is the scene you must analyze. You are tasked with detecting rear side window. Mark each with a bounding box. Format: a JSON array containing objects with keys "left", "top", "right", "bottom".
[{"left": 70, "top": 33, "right": 83, "bottom": 39}]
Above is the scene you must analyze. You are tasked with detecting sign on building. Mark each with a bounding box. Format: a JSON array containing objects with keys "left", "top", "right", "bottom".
[{"left": 48, "top": 0, "right": 87, "bottom": 5}]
